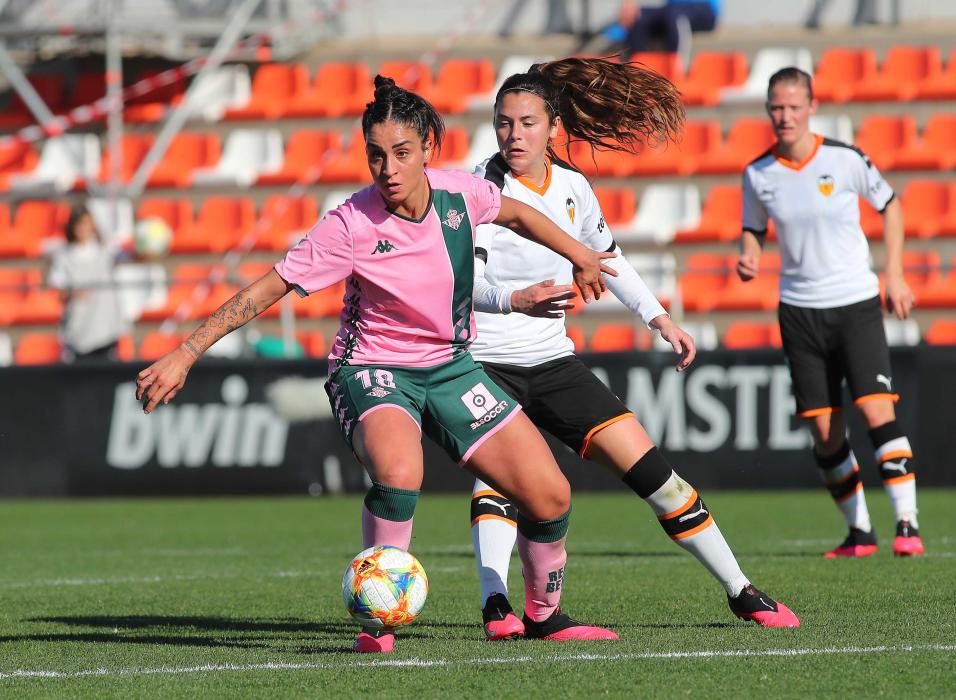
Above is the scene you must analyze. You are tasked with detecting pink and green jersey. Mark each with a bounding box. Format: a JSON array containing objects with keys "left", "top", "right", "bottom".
[{"left": 275, "top": 168, "right": 501, "bottom": 371}]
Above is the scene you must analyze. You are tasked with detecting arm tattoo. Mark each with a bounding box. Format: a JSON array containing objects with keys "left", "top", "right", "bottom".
[{"left": 184, "top": 292, "right": 260, "bottom": 357}]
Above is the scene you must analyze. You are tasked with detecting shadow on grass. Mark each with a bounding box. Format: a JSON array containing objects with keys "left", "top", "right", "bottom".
[{"left": 18, "top": 615, "right": 483, "bottom": 653}]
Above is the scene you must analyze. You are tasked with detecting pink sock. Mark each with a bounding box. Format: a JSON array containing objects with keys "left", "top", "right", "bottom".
[
  {"left": 517, "top": 533, "right": 567, "bottom": 622},
  {"left": 362, "top": 504, "right": 413, "bottom": 550}
]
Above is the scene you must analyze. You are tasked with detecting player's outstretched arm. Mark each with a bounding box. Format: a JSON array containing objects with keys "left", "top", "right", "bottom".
[
  {"left": 650, "top": 314, "right": 697, "bottom": 372},
  {"left": 136, "top": 269, "right": 293, "bottom": 414},
  {"left": 494, "top": 195, "right": 617, "bottom": 302}
]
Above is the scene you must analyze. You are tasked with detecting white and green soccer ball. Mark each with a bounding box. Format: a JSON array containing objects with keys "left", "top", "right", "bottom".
[
  {"left": 342, "top": 545, "right": 428, "bottom": 630},
  {"left": 133, "top": 217, "right": 173, "bottom": 258}
]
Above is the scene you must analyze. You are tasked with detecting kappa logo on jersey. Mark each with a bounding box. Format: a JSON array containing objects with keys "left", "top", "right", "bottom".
[
  {"left": 372, "top": 240, "right": 397, "bottom": 254},
  {"left": 817, "top": 174, "right": 835, "bottom": 197},
  {"left": 366, "top": 387, "right": 391, "bottom": 398},
  {"left": 566, "top": 197, "right": 576, "bottom": 223},
  {"left": 442, "top": 208, "right": 465, "bottom": 230},
  {"left": 461, "top": 382, "right": 509, "bottom": 429}
]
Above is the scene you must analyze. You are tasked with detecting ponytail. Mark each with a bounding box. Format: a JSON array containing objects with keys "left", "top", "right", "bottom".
[{"left": 496, "top": 57, "right": 685, "bottom": 159}]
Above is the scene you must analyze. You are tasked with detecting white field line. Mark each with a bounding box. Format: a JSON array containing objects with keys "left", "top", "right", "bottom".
[
  {"left": 1, "top": 644, "right": 955, "bottom": 680},
  {"left": 0, "top": 565, "right": 466, "bottom": 590}
]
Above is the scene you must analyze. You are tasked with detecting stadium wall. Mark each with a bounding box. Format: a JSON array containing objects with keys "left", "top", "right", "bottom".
[{"left": 2, "top": 347, "right": 952, "bottom": 498}]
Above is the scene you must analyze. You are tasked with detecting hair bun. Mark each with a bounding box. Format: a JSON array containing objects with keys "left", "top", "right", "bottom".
[{"left": 373, "top": 74, "right": 397, "bottom": 96}]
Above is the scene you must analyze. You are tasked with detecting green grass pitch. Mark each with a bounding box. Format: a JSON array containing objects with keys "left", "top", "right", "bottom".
[{"left": 0, "top": 489, "right": 953, "bottom": 698}]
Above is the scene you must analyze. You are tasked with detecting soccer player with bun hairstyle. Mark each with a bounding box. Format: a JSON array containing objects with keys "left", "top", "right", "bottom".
[
  {"left": 468, "top": 57, "right": 799, "bottom": 640},
  {"left": 136, "top": 75, "right": 622, "bottom": 653},
  {"left": 737, "top": 67, "right": 923, "bottom": 559}
]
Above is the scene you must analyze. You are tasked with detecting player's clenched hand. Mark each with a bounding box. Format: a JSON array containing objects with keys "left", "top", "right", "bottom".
[
  {"left": 885, "top": 275, "right": 914, "bottom": 320},
  {"left": 736, "top": 253, "right": 760, "bottom": 281},
  {"left": 653, "top": 315, "right": 697, "bottom": 372},
  {"left": 572, "top": 248, "right": 618, "bottom": 302},
  {"left": 511, "top": 279, "right": 576, "bottom": 318},
  {"left": 135, "top": 347, "right": 195, "bottom": 414}
]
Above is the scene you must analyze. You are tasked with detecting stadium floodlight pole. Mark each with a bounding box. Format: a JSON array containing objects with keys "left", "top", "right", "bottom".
[
  {"left": 125, "top": 0, "right": 261, "bottom": 197},
  {"left": 0, "top": 39, "right": 103, "bottom": 195},
  {"left": 105, "top": 0, "right": 124, "bottom": 241}
]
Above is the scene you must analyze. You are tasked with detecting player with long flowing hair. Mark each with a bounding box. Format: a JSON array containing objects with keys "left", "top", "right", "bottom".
[{"left": 467, "top": 58, "right": 800, "bottom": 640}]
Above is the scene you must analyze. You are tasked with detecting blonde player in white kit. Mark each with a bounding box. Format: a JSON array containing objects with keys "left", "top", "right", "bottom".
[
  {"left": 737, "top": 67, "right": 924, "bottom": 559},
  {"left": 467, "top": 58, "right": 800, "bottom": 640}
]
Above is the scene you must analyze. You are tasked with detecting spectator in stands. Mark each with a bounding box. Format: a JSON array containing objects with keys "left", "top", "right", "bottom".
[
  {"left": 46, "top": 206, "right": 127, "bottom": 363},
  {"left": 620, "top": 0, "right": 721, "bottom": 56},
  {"left": 736, "top": 67, "right": 924, "bottom": 559},
  {"left": 805, "top": 0, "right": 879, "bottom": 29},
  {"left": 466, "top": 57, "right": 798, "bottom": 641},
  {"left": 136, "top": 74, "right": 622, "bottom": 653}
]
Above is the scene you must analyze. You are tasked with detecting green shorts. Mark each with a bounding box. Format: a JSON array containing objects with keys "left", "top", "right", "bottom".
[{"left": 325, "top": 352, "right": 522, "bottom": 463}]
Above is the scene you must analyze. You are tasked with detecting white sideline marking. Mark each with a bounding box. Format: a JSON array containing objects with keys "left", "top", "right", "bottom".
[
  {"left": 2, "top": 644, "right": 954, "bottom": 680},
  {"left": 0, "top": 570, "right": 326, "bottom": 590}
]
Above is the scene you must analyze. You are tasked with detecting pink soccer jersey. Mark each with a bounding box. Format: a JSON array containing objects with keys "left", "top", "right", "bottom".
[{"left": 275, "top": 168, "right": 501, "bottom": 370}]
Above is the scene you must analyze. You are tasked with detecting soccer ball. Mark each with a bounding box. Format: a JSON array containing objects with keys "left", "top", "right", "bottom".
[
  {"left": 133, "top": 217, "right": 173, "bottom": 259},
  {"left": 342, "top": 545, "right": 428, "bottom": 630}
]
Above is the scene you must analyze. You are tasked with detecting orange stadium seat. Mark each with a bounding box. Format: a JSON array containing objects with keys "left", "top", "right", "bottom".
[
  {"left": 675, "top": 184, "right": 741, "bottom": 242},
  {"left": 568, "top": 140, "right": 634, "bottom": 177},
  {"left": 917, "top": 48, "right": 956, "bottom": 99},
  {"left": 116, "top": 334, "right": 135, "bottom": 362},
  {"left": 859, "top": 198, "right": 884, "bottom": 239},
  {"left": 426, "top": 59, "right": 496, "bottom": 114},
  {"left": 878, "top": 251, "right": 939, "bottom": 306},
  {"left": 15, "top": 268, "right": 63, "bottom": 324},
  {"left": 258, "top": 195, "right": 319, "bottom": 251},
  {"left": 225, "top": 63, "right": 309, "bottom": 120},
  {"left": 98, "top": 133, "right": 151, "bottom": 184},
  {"left": 0, "top": 200, "right": 68, "bottom": 258},
  {"left": 853, "top": 46, "right": 942, "bottom": 102},
  {"left": 724, "top": 322, "right": 782, "bottom": 349},
  {"left": 297, "top": 280, "right": 346, "bottom": 318},
  {"left": 139, "top": 331, "right": 185, "bottom": 361},
  {"left": 0, "top": 203, "right": 13, "bottom": 259},
  {"left": 940, "top": 184, "right": 956, "bottom": 237},
  {"left": 916, "top": 254, "right": 956, "bottom": 308},
  {"left": 630, "top": 120, "right": 720, "bottom": 176},
  {"left": 924, "top": 320, "right": 956, "bottom": 345},
  {"left": 14, "top": 333, "right": 62, "bottom": 365},
  {"left": 302, "top": 331, "right": 328, "bottom": 358},
  {"left": 171, "top": 196, "right": 255, "bottom": 254},
  {"left": 631, "top": 52, "right": 685, "bottom": 82},
  {"left": 854, "top": 115, "right": 917, "bottom": 171},
  {"left": 0, "top": 140, "right": 39, "bottom": 190},
  {"left": 136, "top": 197, "right": 194, "bottom": 239},
  {"left": 696, "top": 118, "right": 775, "bottom": 175},
  {"left": 148, "top": 133, "right": 221, "bottom": 188},
  {"left": 901, "top": 180, "right": 952, "bottom": 238},
  {"left": 287, "top": 62, "right": 373, "bottom": 118},
  {"left": 679, "top": 253, "right": 728, "bottom": 312},
  {"left": 378, "top": 60, "right": 434, "bottom": 93},
  {"left": 894, "top": 114, "right": 956, "bottom": 171},
  {"left": 0, "top": 266, "right": 24, "bottom": 324},
  {"left": 590, "top": 324, "right": 637, "bottom": 352},
  {"left": 565, "top": 325, "right": 585, "bottom": 353},
  {"left": 139, "top": 263, "right": 212, "bottom": 322},
  {"left": 812, "top": 47, "right": 877, "bottom": 102},
  {"left": 713, "top": 253, "right": 780, "bottom": 311},
  {"left": 594, "top": 187, "right": 637, "bottom": 226},
  {"left": 430, "top": 127, "right": 470, "bottom": 167},
  {"left": 322, "top": 130, "right": 371, "bottom": 183},
  {"left": 257, "top": 130, "right": 341, "bottom": 185},
  {"left": 676, "top": 51, "right": 748, "bottom": 106}
]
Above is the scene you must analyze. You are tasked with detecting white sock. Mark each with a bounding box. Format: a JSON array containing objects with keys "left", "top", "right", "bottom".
[
  {"left": 470, "top": 479, "right": 517, "bottom": 605},
  {"left": 645, "top": 472, "right": 749, "bottom": 597}
]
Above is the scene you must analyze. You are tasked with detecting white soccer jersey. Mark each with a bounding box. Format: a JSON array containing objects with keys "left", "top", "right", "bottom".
[
  {"left": 469, "top": 154, "right": 614, "bottom": 366},
  {"left": 742, "top": 135, "right": 895, "bottom": 309}
]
